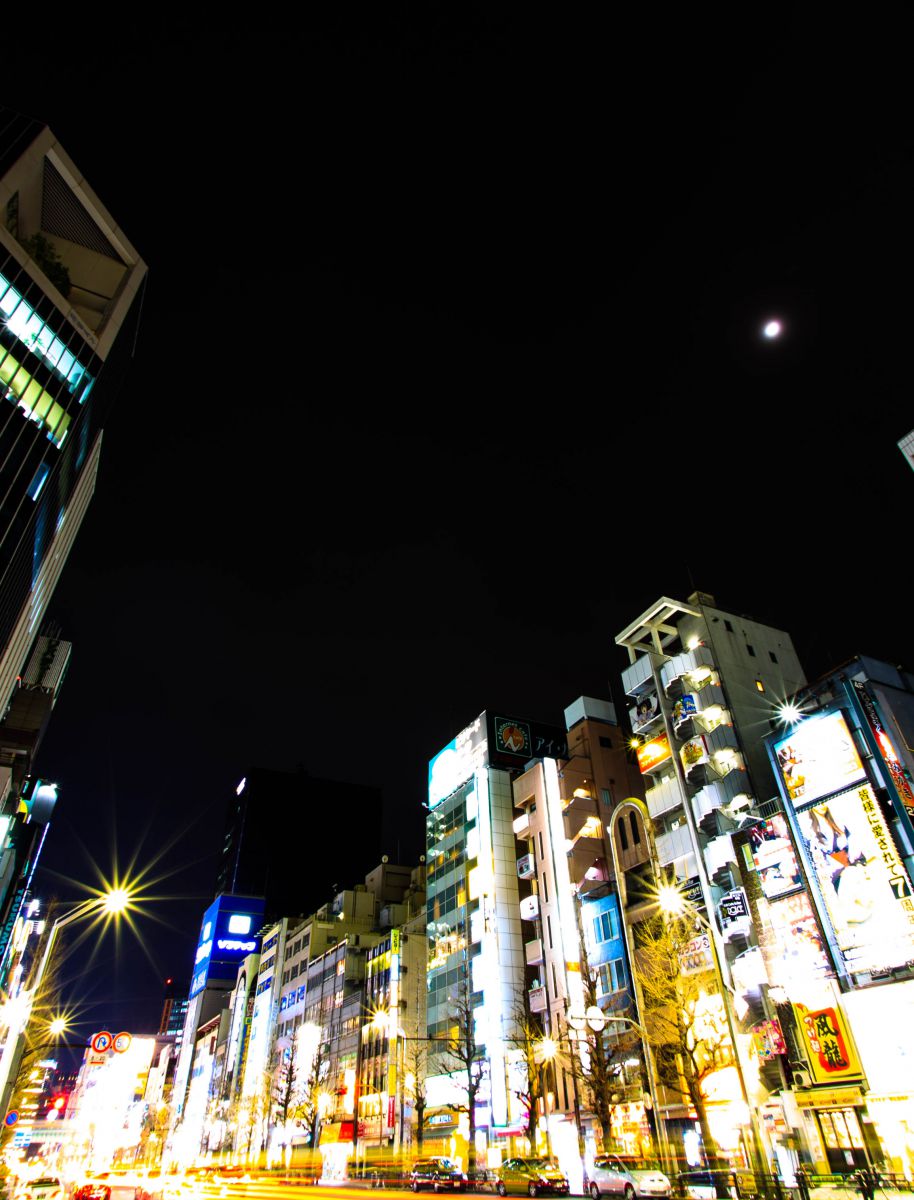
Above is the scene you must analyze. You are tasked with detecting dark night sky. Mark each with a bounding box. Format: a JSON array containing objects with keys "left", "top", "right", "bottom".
[{"left": 4, "top": 11, "right": 913, "bottom": 1038}]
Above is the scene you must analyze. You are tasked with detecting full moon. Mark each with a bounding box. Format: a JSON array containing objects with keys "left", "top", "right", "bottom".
[{"left": 763, "top": 319, "right": 782, "bottom": 339}]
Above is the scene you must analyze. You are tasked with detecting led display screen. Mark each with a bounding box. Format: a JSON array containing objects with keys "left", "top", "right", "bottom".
[
  {"left": 795, "top": 784, "right": 914, "bottom": 975},
  {"left": 774, "top": 711, "right": 866, "bottom": 805}
]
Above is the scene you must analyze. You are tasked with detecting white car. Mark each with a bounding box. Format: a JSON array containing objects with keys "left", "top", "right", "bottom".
[
  {"left": 20, "top": 1180, "right": 63, "bottom": 1200},
  {"left": 589, "top": 1157, "right": 671, "bottom": 1200}
]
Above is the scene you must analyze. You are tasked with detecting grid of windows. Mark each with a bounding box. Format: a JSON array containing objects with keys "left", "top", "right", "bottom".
[{"left": 0, "top": 269, "right": 95, "bottom": 450}]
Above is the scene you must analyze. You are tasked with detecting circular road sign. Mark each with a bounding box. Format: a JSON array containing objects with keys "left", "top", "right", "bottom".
[
  {"left": 90, "top": 1030, "right": 113, "bottom": 1054},
  {"left": 112, "top": 1031, "right": 132, "bottom": 1054},
  {"left": 4, "top": 1111, "right": 18, "bottom": 1127}
]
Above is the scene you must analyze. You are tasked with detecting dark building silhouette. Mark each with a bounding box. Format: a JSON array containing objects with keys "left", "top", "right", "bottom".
[
  {"left": 215, "top": 766, "right": 384, "bottom": 919},
  {"left": 0, "top": 109, "right": 145, "bottom": 967}
]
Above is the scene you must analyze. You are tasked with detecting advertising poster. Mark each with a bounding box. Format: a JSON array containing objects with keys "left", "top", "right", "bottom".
[
  {"left": 637, "top": 732, "right": 672, "bottom": 774},
  {"left": 752, "top": 1018, "right": 787, "bottom": 1061},
  {"left": 793, "top": 1001, "right": 863, "bottom": 1084},
  {"left": 680, "top": 734, "right": 710, "bottom": 774},
  {"left": 749, "top": 813, "right": 803, "bottom": 899},
  {"left": 764, "top": 891, "right": 833, "bottom": 983},
  {"left": 632, "top": 693, "right": 660, "bottom": 732},
  {"left": 795, "top": 784, "right": 914, "bottom": 975},
  {"left": 774, "top": 710, "right": 866, "bottom": 805},
  {"left": 679, "top": 931, "right": 714, "bottom": 975},
  {"left": 671, "top": 693, "right": 698, "bottom": 726}
]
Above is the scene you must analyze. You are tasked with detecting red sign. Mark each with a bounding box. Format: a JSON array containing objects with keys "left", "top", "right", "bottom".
[
  {"left": 90, "top": 1031, "right": 113, "bottom": 1054},
  {"left": 387, "top": 1096, "right": 396, "bottom": 1127},
  {"left": 636, "top": 733, "right": 672, "bottom": 774}
]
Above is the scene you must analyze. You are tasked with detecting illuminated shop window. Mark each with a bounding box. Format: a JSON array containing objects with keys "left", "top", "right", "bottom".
[
  {"left": 0, "top": 344, "right": 70, "bottom": 446},
  {"left": 0, "top": 271, "right": 93, "bottom": 399}
]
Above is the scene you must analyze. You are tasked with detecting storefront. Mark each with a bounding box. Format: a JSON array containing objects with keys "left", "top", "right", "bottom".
[
  {"left": 794, "top": 1086, "right": 874, "bottom": 1173},
  {"left": 842, "top": 981, "right": 914, "bottom": 1179},
  {"left": 319, "top": 1120, "right": 355, "bottom": 1182}
]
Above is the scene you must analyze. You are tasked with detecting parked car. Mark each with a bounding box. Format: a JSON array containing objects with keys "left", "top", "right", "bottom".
[
  {"left": 410, "top": 1158, "right": 468, "bottom": 1192},
  {"left": 21, "top": 1180, "right": 63, "bottom": 1200},
  {"left": 495, "top": 1158, "right": 570, "bottom": 1197},
  {"left": 590, "top": 1156, "right": 671, "bottom": 1200},
  {"left": 676, "top": 1170, "right": 759, "bottom": 1200}
]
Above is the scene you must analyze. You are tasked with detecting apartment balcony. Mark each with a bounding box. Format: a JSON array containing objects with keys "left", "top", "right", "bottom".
[
  {"left": 621, "top": 653, "right": 657, "bottom": 698},
  {"left": 670, "top": 684, "right": 728, "bottom": 740},
  {"left": 660, "top": 646, "right": 716, "bottom": 698},
  {"left": 525, "top": 938, "right": 544, "bottom": 966},
  {"left": 645, "top": 773, "right": 684, "bottom": 821},
  {"left": 629, "top": 695, "right": 663, "bottom": 736},
  {"left": 681, "top": 726, "right": 744, "bottom": 788},
  {"left": 529, "top": 985, "right": 547, "bottom": 1013},
  {"left": 704, "top": 833, "right": 736, "bottom": 878},
  {"left": 654, "top": 823, "right": 694, "bottom": 866},
  {"left": 690, "top": 778, "right": 740, "bottom": 823}
]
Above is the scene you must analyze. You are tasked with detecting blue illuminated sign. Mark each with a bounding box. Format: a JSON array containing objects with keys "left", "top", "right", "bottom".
[{"left": 189, "top": 895, "right": 265, "bottom": 998}]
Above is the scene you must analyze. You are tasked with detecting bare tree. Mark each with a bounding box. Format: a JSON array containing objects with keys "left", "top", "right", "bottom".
[
  {"left": 274, "top": 1055, "right": 297, "bottom": 1124},
  {"left": 504, "top": 1002, "right": 546, "bottom": 1150},
  {"left": 632, "top": 914, "right": 733, "bottom": 1168},
  {"left": 295, "top": 1037, "right": 331, "bottom": 1150}
]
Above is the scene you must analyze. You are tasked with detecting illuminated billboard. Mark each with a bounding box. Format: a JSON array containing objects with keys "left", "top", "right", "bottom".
[
  {"left": 773, "top": 711, "right": 865, "bottom": 805},
  {"left": 486, "top": 713, "right": 568, "bottom": 769},
  {"left": 793, "top": 1001, "right": 863, "bottom": 1084},
  {"left": 853, "top": 681, "right": 914, "bottom": 823},
  {"left": 428, "top": 715, "right": 487, "bottom": 810},
  {"left": 190, "top": 894, "right": 265, "bottom": 998},
  {"left": 428, "top": 711, "right": 569, "bottom": 809},
  {"left": 749, "top": 814, "right": 803, "bottom": 900},
  {"left": 637, "top": 732, "right": 672, "bottom": 774},
  {"left": 795, "top": 784, "right": 914, "bottom": 975}
]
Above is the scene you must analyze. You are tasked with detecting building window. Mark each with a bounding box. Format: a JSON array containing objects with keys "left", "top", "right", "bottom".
[
  {"left": 546, "top": 914, "right": 553, "bottom": 948},
  {"left": 541, "top": 873, "right": 549, "bottom": 904},
  {"left": 599, "top": 736, "right": 612, "bottom": 748},
  {"left": 592, "top": 908, "right": 620, "bottom": 944},
  {"left": 538, "top": 832, "right": 544, "bottom": 860},
  {"left": 724, "top": 620, "right": 733, "bottom": 632},
  {"left": 629, "top": 812, "right": 641, "bottom": 846},
  {"left": 600, "top": 788, "right": 612, "bottom": 806},
  {"left": 597, "top": 958, "right": 626, "bottom": 995},
  {"left": 747, "top": 644, "right": 756, "bottom": 657},
  {"left": 755, "top": 679, "right": 765, "bottom": 693},
  {"left": 769, "top": 650, "right": 778, "bottom": 664},
  {"left": 618, "top": 821, "right": 629, "bottom": 851}
]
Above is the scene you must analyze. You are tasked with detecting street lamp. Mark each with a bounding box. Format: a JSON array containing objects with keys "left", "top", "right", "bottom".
[{"left": 0, "top": 887, "right": 134, "bottom": 1116}]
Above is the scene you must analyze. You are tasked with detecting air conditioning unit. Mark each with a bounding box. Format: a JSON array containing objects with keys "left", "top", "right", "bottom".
[{"left": 792, "top": 1070, "right": 811, "bottom": 1088}]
